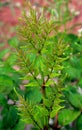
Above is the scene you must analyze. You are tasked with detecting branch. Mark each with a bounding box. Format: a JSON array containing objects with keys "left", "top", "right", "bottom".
[
  {"left": 29, "top": 70, "right": 41, "bottom": 86},
  {"left": 24, "top": 104, "right": 42, "bottom": 130},
  {"left": 46, "top": 63, "right": 54, "bottom": 83},
  {"left": 68, "top": 23, "right": 82, "bottom": 31}
]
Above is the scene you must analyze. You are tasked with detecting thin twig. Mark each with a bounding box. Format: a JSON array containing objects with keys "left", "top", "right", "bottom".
[{"left": 68, "top": 23, "right": 82, "bottom": 31}]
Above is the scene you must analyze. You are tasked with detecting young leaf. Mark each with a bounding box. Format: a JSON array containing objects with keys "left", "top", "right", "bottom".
[
  {"left": 50, "top": 105, "right": 64, "bottom": 118},
  {"left": 58, "top": 109, "right": 80, "bottom": 126}
]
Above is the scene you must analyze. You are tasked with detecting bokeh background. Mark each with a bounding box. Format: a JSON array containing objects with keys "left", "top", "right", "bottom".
[{"left": 0, "top": 0, "right": 82, "bottom": 46}]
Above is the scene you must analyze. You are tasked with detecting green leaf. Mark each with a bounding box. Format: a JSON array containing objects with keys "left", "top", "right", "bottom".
[
  {"left": 50, "top": 72, "right": 60, "bottom": 78},
  {"left": 35, "top": 106, "right": 49, "bottom": 117},
  {"left": 0, "top": 48, "right": 10, "bottom": 59},
  {"left": 6, "top": 53, "right": 17, "bottom": 65},
  {"left": 76, "top": 114, "right": 82, "bottom": 130},
  {"left": 2, "top": 106, "right": 19, "bottom": 129},
  {"left": 64, "top": 64, "right": 81, "bottom": 79},
  {"left": 0, "top": 64, "right": 21, "bottom": 86},
  {"left": 50, "top": 105, "right": 64, "bottom": 118},
  {"left": 0, "top": 64, "right": 16, "bottom": 75},
  {"left": 22, "top": 117, "right": 33, "bottom": 124},
  {"left": 43, "top": 98, "right": 51, "bottom": 108},
  {"left": 70, "top": 56, "right": 81, "bottom": 69},
  {"left": 45, "top": 79, "right": 54, "bottom": 86},
  {"left": 0, "top": 75, "right": 14, "bottom": 94},
  {"left": 8, "top": 37, "right": 19, "bottom": 47},
  {"left": 25, "top": 81, "right": 39, "bottom": 87},
  {"left": 0, "top": 94, "right": 7, "bottom": 106},
  {"left": 58, "top": 109, "right": 80, "bottom": 126},
  {"left": 65, "top": 90, "right": 82, "bottom": 109},
  {"left": 79, "top": 79, "right": 82, "bottom": 88},
  {"left": 12, "top": 120, "right": 26, "bottom": 130},
  {"left": 25, "top": 87, "right": 42, "bottom": 104},
  {"left": 33, "top": 106, "right": 49, "bottom": 128}
]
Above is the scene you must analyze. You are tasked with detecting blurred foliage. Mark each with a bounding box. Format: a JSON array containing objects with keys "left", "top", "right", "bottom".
[
  {"left": 0, "top": 37, "right": 26, "bottom": 130},
  {"left": 58, "top": 34, "right": 82, "bottom": 130},
  {"left": 47, "top": 0, "right": 74, "bottom": 25}
]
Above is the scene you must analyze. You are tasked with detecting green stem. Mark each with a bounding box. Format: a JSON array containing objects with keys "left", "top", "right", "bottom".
[{"left": 25, "top": 105, "right": 42, "bottom": 130}]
